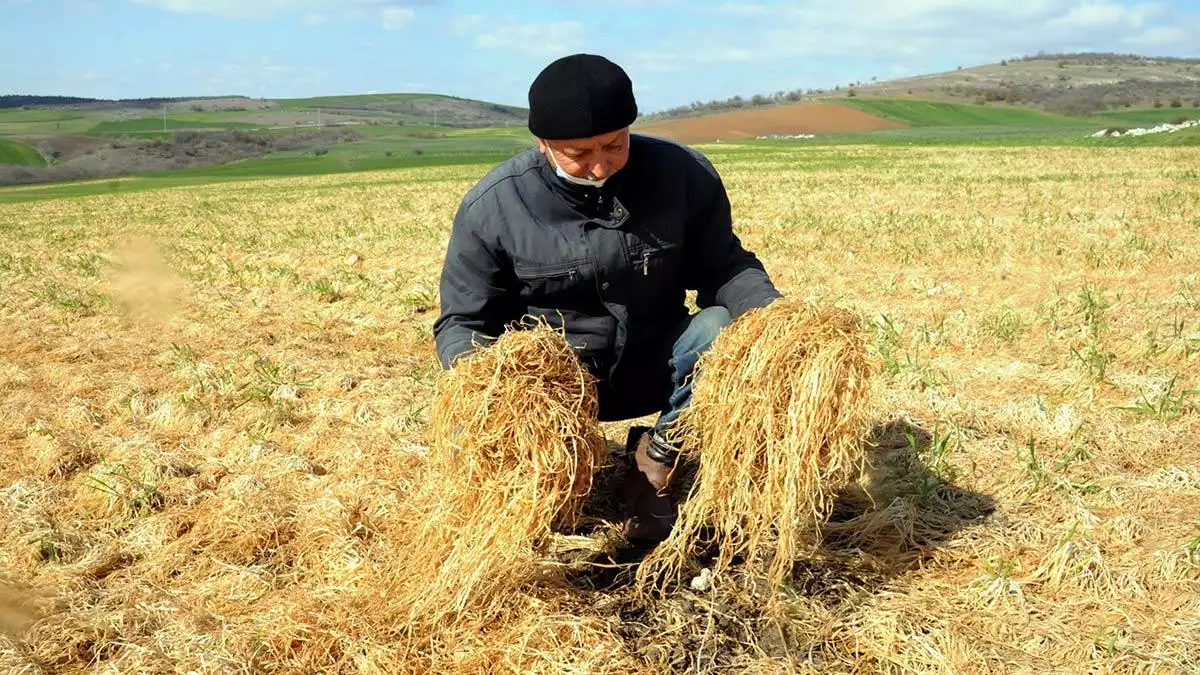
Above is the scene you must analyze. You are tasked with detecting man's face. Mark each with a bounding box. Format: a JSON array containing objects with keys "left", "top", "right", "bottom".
[{"left": 537, "top": 128, "right": 630, "bottom": 181}]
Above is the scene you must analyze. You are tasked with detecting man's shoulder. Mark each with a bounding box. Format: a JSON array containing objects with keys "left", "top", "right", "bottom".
[
  {"left": 630, "top": 133, "right": 718, "bottom": 178},
  {"left": 459, "top": 148, "right": 543, "bottom": 214}
]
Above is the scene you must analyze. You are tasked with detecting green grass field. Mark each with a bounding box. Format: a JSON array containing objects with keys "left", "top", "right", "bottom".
[
  {"left": 0, "top": 138, "right": 48, "bottom": 166},
  {"left": 88, "top": 118, "right": 265, "bottom": 136},
  {"left": 275, "top": 92, "right": 434, "bottom": 109},
  {"left": 842, "top": 98, "right": 1089, "bottom": 127},
  {"left": 0, "top": 109, "right": 97, "bottom": 135},
  {"left": 0, "top": 149, "right": 515, "bottom": 203}
]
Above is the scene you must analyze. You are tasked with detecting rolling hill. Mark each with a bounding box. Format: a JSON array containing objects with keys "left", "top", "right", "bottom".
[
  {"left": 851, "top": 53, "right": 1200, "bottom": 112},
  {"left": 0, "top": 139, "right": 47, "bottom": 166},
  {"left": 1, "top": 93, "right": 528, "bottom": 130},
  {"left": 645, "top": 53, "right": 1200, "bottom": 122},
  {"left": 4, "top": 51, "right": 1197, "bottom": 186}
]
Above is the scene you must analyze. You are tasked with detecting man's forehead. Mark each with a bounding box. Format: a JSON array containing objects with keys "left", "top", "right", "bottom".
[{"left": 549, "top": 128, "right": 629, "bottom": 148}]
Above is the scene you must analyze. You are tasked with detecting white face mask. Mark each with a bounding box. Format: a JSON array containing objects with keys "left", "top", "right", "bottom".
[{"left": 547, "top": 148, "right": 608, "bottom": 188}]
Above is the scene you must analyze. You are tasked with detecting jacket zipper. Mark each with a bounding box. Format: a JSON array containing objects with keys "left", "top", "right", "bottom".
[{"left": 642, "top": 251, "right": 650, "bottom": 276}]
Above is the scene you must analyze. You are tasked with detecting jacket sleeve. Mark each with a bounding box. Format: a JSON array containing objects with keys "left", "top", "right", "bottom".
[
  {"left": 432, "top": 199, "right": 516, "bottom": 369},
  {"left": 685, "top": 154, "right": 782, "bottom": 319}
]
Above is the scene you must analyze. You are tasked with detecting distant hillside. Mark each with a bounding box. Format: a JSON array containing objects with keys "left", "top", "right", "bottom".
[
  {"left": 0, "top": 93, "right": 528, "bottom": 129},
  {"left": 0, "top": 95, "right": 257, "bottom": 111},
  {"left": 645, "top": 52, "right": 1200, "bottom": 121},
  {"left": 274, "top": 93, "right": 527, "bottom": 129},
  {"left": 839, "top": 99, "right": 1089, "bottom": 127},
  {"left": 851, "top": 53, "right": 1200, "bottom": 115}
]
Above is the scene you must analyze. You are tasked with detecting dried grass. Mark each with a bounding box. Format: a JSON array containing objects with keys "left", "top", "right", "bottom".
[
  {"left": 2, "top": 147, "right": 1199, "bottom": 672},
  {"left": 640, "top": 299, "right": 873, "bottom": 594},
  {"left": 0, "top": 582, "right": 38, "bottom": 642},
  {"left": 398, "top": 319, "right": 608, "bottom": 627}
]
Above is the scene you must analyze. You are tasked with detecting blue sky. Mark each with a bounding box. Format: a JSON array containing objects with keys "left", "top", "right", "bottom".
[{"left": 2, "top": 0, "right": 1198, "bottom": 112}]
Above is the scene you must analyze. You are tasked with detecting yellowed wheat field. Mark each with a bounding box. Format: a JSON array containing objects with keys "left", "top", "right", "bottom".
[{"left": 1, "top": 144, "right": 1198, "bottom": 672}]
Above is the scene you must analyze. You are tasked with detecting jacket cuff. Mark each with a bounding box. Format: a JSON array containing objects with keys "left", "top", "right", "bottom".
[
  {"left": 728, "top": 286, "right": 782, "bottom": 320},
  {"left": 646, "top": 432, "right": 680, "bottom": 466}
]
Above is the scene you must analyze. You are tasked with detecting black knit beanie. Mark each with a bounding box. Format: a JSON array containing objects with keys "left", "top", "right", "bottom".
[{"left": 527, "top": 54, "right": 638, "bottom": 140}]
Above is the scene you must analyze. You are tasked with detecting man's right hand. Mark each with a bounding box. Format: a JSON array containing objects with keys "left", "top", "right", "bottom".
[{"left": 635, "top": 432, "right": 673, "bottom": 493}]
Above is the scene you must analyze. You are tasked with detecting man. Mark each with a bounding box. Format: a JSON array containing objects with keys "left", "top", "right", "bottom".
[{"left": 433, "top": 53, "right": 780, "bottom": 539}]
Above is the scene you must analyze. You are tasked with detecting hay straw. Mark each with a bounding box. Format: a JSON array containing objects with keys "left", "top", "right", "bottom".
[
  {"left": 0, "top": 581, "right": 38, "bottom": 641},
  {"left": 639, "top": 299, "right": 873, "bottom": 594},
  {"left": 398, "top": 318, "right": 608, "bottom": 626}
]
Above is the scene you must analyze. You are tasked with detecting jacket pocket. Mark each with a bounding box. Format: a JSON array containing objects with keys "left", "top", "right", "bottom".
[
  {"left": 631, "top": 242, "right": 682, "bottom": 280},
  {"left": 514, "top": 260, "right": 585, "bottom": 303},
  {"left": 629, "top": 242, "right": 685, "bottom": 315}
]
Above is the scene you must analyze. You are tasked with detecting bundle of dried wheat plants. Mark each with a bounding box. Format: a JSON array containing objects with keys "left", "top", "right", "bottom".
[
  {"left": 398, "top": 320, "right": 608, "bottom": 628},
  {"left": 640, "top": 299, "right": 873, "bottom": 595}
]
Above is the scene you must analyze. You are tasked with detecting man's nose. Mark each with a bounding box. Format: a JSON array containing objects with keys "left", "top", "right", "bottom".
[{"left": 591, "top": 161, "right": 610, "bottom": 179}]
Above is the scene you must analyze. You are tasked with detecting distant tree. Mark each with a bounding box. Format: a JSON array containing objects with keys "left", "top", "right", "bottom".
[
  {"left": 1153, "top": 99, "right": 1164, "bottom": 108},
  {"left": 847, "top": 89, "right": 858, "bottom": 97},
  {"left": 412, "top": 145, "right": 424, "bottom": 156},
  {"left": 1193, "top": 99, "right": 1200, "bottom": 108},
  {"left": 751, "top": 94, "right": 770, "bottom": 106},
  {"left": 1001, "top": 59, "right": 1009, "bottom": 66},
  {"left": 1169, "top": 97, "right": 1183, "bottom": 108}
]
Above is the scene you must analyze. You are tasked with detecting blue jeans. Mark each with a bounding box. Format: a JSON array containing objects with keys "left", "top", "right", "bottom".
[{"left": 596, "top": 306, "right": 732, "bottom": 433}]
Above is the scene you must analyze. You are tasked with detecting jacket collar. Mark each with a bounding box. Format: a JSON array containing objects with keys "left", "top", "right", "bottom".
[{"left": 536, "top": 151, "right": 628, "bottom": 221}]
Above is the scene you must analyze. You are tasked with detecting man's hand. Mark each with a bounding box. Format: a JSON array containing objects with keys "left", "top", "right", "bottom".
[{"left": 635, "top": 432, "right": 673, "bottom": 492}]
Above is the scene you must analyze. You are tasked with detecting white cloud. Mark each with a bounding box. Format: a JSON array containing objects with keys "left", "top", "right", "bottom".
[
  {"left": 303, "top": 12, "right": 330, "bottom": 26},
  {"left": 190, "top": 60, "right": 331, "bottom": 92},
  {"left": 1123, "top": 25, "right": 1193, "bottom": 46},
  {"left": 450, "top": 13, "right": 485, "bottom": 36},
  {"left": 470, "top": 21, "right": 585, "bottom": 58},
  {"left": 687, "top": 0, "right": 1198, "bottom": 66},
  {"left": 129, "top": 0, "right": 432, "bottom": 20},
  {"left": 381, "top": 6, "right": 414, "bottom": 30}
]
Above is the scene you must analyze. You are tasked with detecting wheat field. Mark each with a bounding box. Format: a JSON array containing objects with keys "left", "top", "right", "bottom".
[{"left": 1, "top": 144, "right": 1198, "bottom": 673}]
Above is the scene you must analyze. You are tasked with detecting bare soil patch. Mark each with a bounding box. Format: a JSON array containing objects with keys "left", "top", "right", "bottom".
[{"left": 636, "top": 102, "right": 902, "bottom": 143}]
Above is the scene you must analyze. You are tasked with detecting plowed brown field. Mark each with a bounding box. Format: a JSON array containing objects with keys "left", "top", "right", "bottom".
[{"left": 636, "top": 101, "right": 902, "bottom": 143}]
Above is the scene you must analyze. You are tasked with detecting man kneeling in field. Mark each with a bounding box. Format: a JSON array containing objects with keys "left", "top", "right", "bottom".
[{"left": 433, "top": 53, "right": 780, "bottom": 541}]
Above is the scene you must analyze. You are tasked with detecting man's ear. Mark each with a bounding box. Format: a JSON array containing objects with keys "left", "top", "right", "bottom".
[{"left": 535, "top": 138, "right": 548, "bottom": 154}]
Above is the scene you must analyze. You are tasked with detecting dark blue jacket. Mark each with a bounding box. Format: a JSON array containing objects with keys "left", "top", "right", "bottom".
[{"left": 433, "top": 134, "right": 780, "bottom": 378}]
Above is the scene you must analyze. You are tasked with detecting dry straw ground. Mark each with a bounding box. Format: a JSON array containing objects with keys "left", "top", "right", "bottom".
[{"left": 1, "top": 143, "right": 1198, "bottom": 672}]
